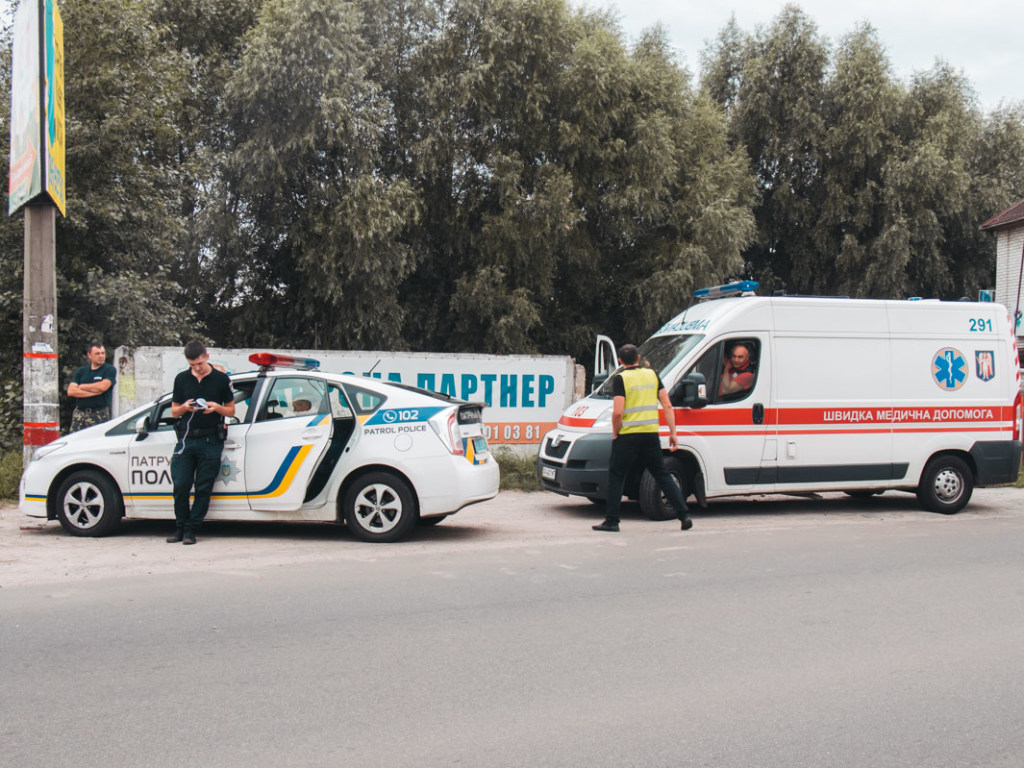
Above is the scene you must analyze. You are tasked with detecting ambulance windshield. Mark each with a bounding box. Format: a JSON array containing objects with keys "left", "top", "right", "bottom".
[{"left": 595, "top": 334, "right": 705, "bottom": 397}]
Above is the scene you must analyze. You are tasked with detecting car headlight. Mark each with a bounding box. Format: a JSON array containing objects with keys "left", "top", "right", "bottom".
[
  {"left": 32, "top": 441, "right": 67, "bottom": 461},
  {"left": 591, "top": 407, "right": 613, "bottom": 428}
]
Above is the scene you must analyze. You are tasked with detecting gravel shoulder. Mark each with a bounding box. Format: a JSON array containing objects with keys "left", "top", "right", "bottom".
[{"left": 2, "top": 486, "right": 1021, "bottom": 588}]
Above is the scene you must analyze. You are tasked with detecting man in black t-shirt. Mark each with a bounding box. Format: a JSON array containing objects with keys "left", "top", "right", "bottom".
[
  {"left": 167, "top": 341, "right": 234, "bottom": 545},
  {"left": 67, "top": 343, "right": 117, "bottom": 431}
]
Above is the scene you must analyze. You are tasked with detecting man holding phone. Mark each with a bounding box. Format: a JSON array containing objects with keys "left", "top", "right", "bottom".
[{"left": 168, "top": 340, "right": 234, "bottom": 544}]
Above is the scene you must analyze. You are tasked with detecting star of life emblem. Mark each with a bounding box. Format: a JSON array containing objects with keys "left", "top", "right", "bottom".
[{"left": 932, "top": 347, "right": 967, "bottom": 391}]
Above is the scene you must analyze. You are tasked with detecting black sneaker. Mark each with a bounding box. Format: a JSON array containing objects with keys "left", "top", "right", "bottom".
[
  {"left": 592, "top": 520, "right": 620, "bottom": 532},
  {"left": 182, "top": 533, "right": 197, "bottom": 545},
  {"left": 680, "top": 517, "right": 693, "bottom": 531},
  {"left": 166, "top": 531, "right": 184, "bottom": 543}
]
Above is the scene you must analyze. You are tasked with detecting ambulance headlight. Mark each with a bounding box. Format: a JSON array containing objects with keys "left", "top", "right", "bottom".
[
  {"left": 32, "top": 441, "right": 67, "bottom": 461},
  {"left": 592, "top": 409, "right": 613, "bottom": 429}
]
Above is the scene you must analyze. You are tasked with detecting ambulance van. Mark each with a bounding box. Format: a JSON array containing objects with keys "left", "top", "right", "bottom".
[{"left": 537, "top": 282, "right": 1023, "bottom": 517}]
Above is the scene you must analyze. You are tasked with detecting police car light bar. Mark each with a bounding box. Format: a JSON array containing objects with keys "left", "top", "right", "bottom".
[
  {"left": 694, "top": 280, "right": 759, "bottom": 300},
  {"left": 248, "top": 353, "right": 321, "bottom": 371}
]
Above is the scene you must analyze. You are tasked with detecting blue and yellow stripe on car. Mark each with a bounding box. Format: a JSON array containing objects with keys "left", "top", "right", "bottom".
[{"left": 124, "top": 444, "right": 314, "bottom": 501}]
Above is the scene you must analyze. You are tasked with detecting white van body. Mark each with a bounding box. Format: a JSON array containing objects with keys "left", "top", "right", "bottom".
[{"left": 538, "top": 293, "right": 1023, "bottom": 516}]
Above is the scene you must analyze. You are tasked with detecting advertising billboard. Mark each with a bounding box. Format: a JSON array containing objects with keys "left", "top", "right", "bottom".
[{"left": 8, "top": 0, "right": 65, "bottom": 217}]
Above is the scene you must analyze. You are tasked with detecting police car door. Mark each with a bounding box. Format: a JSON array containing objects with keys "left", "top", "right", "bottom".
[
  {"left": 126, "top": 379, "right": 257, "bottom": 516},
  {"left": 244, "top": 376, "right": 333, "bottom": 511},
  {"left": 673, "top": 336, "right": 773, "bottom": 496}
]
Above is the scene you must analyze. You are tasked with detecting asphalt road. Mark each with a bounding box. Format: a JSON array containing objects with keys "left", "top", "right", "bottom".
[{"left": 2, "top": 488, "right": 1023, "bottom": 768}]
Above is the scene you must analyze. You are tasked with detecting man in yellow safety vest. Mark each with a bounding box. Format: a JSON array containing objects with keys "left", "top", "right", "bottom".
[{"left": 593, "top": 344, "right": 692, "bottom": 532}]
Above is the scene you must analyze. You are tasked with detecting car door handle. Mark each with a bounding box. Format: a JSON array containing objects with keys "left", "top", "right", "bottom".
[
  {"left": 224, "top": 443, "right": 242, "bottom": 450},
  {"left": 301, "top": 429, "right": 325, "bottom": 441},
  {"left": 752, "top": 403, "right": 765, "bottom": 424}
]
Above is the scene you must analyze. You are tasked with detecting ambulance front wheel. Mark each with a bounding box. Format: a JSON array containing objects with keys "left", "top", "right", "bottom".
[
  {"left": 916, "top": 455, "right": 973, "bottom": 514},
  {"left": 639, "top": 457, "right": 691, "bottom": 521}
]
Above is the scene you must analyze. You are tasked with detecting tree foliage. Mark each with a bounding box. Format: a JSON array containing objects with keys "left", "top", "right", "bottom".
[
  {"left": 1, "top": 0, "right": 1023, "bottom": 436},
  {"left": 701, "top": 4, "right": 1024, "bottom": 298}
]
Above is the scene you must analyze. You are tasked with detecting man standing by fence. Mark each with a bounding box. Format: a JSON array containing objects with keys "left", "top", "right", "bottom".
[{"left": 67, "top": 343, "right": 116, "bottom": 432}]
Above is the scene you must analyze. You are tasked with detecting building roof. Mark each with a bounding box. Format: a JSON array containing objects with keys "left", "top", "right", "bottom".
[{"left": 980, "top": 199, "right": 1024, "bottom": 231}]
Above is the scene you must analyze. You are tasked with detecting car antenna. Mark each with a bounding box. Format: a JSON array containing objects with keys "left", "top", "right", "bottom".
[{"left": 366, "top": 359, "right": 381, "bottom": 376}]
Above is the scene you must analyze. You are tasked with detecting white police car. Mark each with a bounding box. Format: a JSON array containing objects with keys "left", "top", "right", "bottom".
[{"left": 20, "top": 353, "right": 499, "bottom": 542}]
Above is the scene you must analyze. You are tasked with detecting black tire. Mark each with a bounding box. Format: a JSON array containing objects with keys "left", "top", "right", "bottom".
[
  {"left": 343, "top": 471, "right": 418, "bottom": 542},
  {"left": 638, "top": 456, "right": 687, "bottom": 521},
  {"left": 417, "top": 514, "right": 448, "bottom": 527},
  {"left": 916, "top": 455, "right": 973, "bottom": 514},
  {"left": 55, "top": 470, "right": 124, "bottom": 537}
]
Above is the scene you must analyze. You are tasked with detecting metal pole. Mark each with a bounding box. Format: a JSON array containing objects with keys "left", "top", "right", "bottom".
[{"left": 23, "top": 203, "right": 60, "bottom": 467}]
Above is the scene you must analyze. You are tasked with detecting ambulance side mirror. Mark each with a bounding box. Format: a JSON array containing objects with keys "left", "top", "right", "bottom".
[
  {"left": 672, "top": 373, "right": 708, "bottom": 409},
  {"left": 592, "top": 334, "right": 617, "bottom": 392}
]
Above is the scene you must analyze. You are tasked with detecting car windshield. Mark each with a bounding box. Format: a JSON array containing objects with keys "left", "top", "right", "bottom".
[{"left": 595, "top": 334, "right": 705, "bottom": 397}]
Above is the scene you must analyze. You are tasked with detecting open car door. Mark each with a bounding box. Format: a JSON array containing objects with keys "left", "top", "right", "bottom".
[{"left": 244, "top": 376, "right": 333, "bottom": 511}]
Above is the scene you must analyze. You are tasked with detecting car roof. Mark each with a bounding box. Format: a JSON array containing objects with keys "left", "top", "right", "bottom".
[{"left": 230, "top": 368, "right": 470, "bottom": 406}]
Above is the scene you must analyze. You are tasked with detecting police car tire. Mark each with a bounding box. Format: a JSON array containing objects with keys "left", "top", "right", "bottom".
[
  {"left": 638, "top": 457, "right": 687, "bottom": 521},
  {"left": 343, "top": 472, "right": 417, "bottom": 543},
  {"left": 55, "top": 470, "right": 124, "bottom": 537},
  {"left": 916, "top": 455, "right": 973, "bottom": 515}
]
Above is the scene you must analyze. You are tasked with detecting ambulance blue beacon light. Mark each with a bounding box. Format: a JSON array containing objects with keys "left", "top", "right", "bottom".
[
  {"left": 248, "top": 352, "right": 321, "bottom": 371},
  {"left": 694, "top": 280, "right": 760, "bottom": 300}
]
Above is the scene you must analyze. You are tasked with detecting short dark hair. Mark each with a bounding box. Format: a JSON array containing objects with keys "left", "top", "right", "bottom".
[
  {"left": 618, "top": 344, "right": 639, "bottom": 366},
  {"left": 87, "top": 342, "right": 104, "bottom": 353},
  {"left": 183, "top": 340, "right": 207, "bottom": 360}
]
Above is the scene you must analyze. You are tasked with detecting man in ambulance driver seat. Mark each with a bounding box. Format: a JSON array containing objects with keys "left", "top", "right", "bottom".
[
  {"left": 167, "top": 341, "right": 234, "bottom": 545},
  {"left": 592, "top": 344, "right": 692, "bottom": 533},
  {"left": 719, "top": 343, "right": 755, "bottom": 398}
]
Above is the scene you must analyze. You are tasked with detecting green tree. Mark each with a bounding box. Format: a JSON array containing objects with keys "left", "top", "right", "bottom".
[
  {"left": 366, "top": 0, "right": 753, "bottom": 358},
  {"left": 703, "top": 5, "right": 828, "bottom": 293},
  {"left": 820, "top": 24, "right": 902, "bottom": 296},
  {"left": 56, "top": 0, "right": 196, "bottom": 354},
  {"left": 215, "top": 0, "right": 418, "bottom": 349}
]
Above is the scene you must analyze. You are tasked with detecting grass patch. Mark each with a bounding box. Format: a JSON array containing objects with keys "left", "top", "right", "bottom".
[
  {"left": 494, "top": 447, "right": 542, "bottom": 492},
  {"left": 0, "top": 449, "right": 23, "bottom": 501}
]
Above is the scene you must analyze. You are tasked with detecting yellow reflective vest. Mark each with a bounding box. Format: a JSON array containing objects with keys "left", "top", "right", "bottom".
[{"left": 617, "top": 367, "right": 661, "bottom": 435}]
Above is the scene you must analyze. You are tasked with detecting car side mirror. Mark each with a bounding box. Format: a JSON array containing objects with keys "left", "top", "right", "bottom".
[
  {"left": 134, "top": 415, "right": 150, "bottom": 441},
  {"left": 671, "top": 373, "right": 708, "bottom": 409}
]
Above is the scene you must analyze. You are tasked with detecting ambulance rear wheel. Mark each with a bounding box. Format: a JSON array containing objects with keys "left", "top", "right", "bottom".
[
  {"left": 639, "top": 457, "right": 688, "bottom": 521},
  {"left": 916, "top": 455, "right": 973, "bottom": 515},
  {"left": 343, "top": 472, "right": 417, "bottom": 542}
]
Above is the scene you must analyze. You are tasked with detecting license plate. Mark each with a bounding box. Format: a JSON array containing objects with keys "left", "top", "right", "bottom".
[
  {"left": 473, "top": 437, "right": 488, "bottom": 454},
  {"left": 541, "top": 466, "right": 556, "bottom": 480}
]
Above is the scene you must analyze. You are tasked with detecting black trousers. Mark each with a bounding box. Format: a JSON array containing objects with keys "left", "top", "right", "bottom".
[
  {"left": 170, "top": 435, "right": 223, "bottom": 534},
  {"left": 605, "top": 432, "right": 688, "bottom": 524}
]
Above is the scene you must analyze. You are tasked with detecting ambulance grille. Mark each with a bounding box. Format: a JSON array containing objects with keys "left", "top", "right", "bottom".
[{"left": 545, "top": 438, "right": 570, "bottom": 459}]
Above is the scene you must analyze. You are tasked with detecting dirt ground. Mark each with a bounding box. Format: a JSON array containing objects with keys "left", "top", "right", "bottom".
[{"left": 2, "top": 486, "right": 1021, "bottom": 588}]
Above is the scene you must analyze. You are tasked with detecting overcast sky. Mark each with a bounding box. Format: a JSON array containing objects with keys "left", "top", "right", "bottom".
[{"left": 590, "top": 0, "right": 1023, "bottom": 113}]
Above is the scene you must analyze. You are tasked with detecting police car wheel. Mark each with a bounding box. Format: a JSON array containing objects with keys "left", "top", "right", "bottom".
[
  {"left": 916, "top": 455, "right": 973, "bottom": 515},
  {"left": 55, "top": 471, "right": 124, "bottom": 537},
  {"left": 343, "top": 472, "right": 417, "bottom": 543},
  {"left": 638, "top": 457, "right": 687, "bottom": 521}
]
